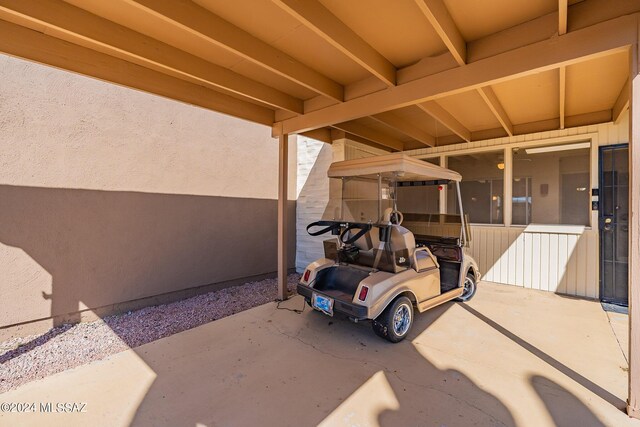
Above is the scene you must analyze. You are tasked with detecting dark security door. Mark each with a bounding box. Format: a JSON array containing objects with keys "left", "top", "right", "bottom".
[{"left": 599, "top": 144, "right": 629, "bottom": 306}]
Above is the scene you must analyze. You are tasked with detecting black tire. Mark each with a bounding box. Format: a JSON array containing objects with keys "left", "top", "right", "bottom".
[
  {"left": 372, "top": 296, "right": 413, "bottom": 343},
  {"left": 456, "top": 272, "right": 477, "bottom": 302}
]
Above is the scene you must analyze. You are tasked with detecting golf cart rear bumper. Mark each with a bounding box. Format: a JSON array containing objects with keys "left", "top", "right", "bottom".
[{"left": 297, "top": 284, "right": 369, "bottom": 319}]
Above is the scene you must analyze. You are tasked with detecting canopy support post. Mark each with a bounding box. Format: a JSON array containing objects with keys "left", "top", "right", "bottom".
[
  {"left": 628, "top": 36, "right": 640, "bottom": 419},
  {"left": 277, "top": 133, "right": 290, "bottom": 301}
]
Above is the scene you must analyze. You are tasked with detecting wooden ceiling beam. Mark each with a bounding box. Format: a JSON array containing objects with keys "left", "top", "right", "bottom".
[
  {"left": 302, "top": 52, "right": 458, "bottom": 115},
  {"left": 125, "top": 0, "right": 344, "bottom": 101},
  {"left": 559, "top": 66, "right": 567, "bottom": 129},
  {"left": 0, "top": 0, "right": 304, "bottom": 113},
  {"left": 558, "top": 0, "right": 568, "bottom": 130},
  {"left": 272, "top": 0, "right": 396, "bottom": 86},
  {"left": 613, "top": 77, "right": 630, "bottom": 124},
  {"left": 470, "top": 0, "right": 639, "bottom": 64},
  {"left": 414, "top": 0, "right": 466, "bottom": 66},
  {"left": 370, "top": 112, "right": 435, "bottom": 147},
  {"left": 559, "top": 0, "right": 568, "bottom": 35},
  {"left": 274, "top": 13, "right": 637, "bottom": 135},
  {"left": 414, "top": 0, "right": 473, "bottom": 141},
  {"left": 514, "top": 109, "right": 612, "bottom": 134},
  {"left": 0, "top": 19, "right": 274, "bottom": 125},
  {"left": 477, "top": 86, "right": 514, "bottom": 136},
  {"left": 300, "top": 128, "right": 332, "bottom": 144},
  {"left": 417, "top": 101, "right": 471, "bottom": 142},
  {"left": 331, "top": 121, "right": 404, "bottom": 151}
]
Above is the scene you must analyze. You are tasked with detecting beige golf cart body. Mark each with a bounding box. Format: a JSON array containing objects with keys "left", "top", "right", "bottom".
[{"left": 297, "top": 153, "right": 479, "bottom": 334}]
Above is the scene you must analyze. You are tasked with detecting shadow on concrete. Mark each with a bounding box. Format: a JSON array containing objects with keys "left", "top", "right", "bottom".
[
  {"left": 531, "top": 375, "right": 606, "bottom": 427},
  {"left": 127, "top": 299, "right": 517, "bottom": 426},
  {"left": 0, "top": 287, "right": 631, "bottom": 426},
  {"left": 459, "top": 303, "right": 626, "bottom": 410}
]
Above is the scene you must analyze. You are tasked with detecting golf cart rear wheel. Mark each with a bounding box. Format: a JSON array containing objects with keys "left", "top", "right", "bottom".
[
  {"left": 372, "top": 296, "right": 413, "bottom": 343},
  {"left": 455, "top": 273, "right": 477, "bottom": 302}
]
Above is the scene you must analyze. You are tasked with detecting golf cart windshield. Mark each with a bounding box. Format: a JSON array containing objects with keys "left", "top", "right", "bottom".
[
  {"left": 321, "top": 153, "right": 470, "bottom": 245},
  {"left": 322, "top": 176, "right": 394, "bottom": 224},
  {"left": 396, "top": 182, "right": 466, "bottom": 242}
]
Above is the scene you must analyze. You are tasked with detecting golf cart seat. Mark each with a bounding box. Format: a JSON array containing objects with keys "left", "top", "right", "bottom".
[
  {"left": 352, "top": 226, "right": 380, "bottom": 251},
  {"left": 347, "top": 226, "right": 379, "bottom": 267},
  {"left": 346, "top": 224, "right": 416, "bottom": 273}
]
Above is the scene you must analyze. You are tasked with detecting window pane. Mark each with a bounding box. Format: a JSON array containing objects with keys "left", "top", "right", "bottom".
[
  {"left": 447, "top": 152, "right": 504, "bottom": 224},
  {"left": 396, "top": 158, "right": 440, "bottom": 214},
  {"left": 512, "top": 143, "right": 590, "bottom": 226},
  {"left": 397, "top": 184, "right": 440, "bottom": 214}
]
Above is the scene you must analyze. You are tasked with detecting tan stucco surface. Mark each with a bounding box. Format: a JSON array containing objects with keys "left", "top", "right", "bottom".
[
  {"left": 0, "top": 282, "right": 634, "bottom": 427},
  {"left": 0, "top": 55, "right": 297, "bottom": 333},
  {"left": 0, "top": 55, "right": 297, "bottom": 199}
]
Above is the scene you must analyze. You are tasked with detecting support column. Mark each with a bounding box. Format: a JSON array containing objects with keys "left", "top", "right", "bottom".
[
  {"left": 503, "top": 147, "right": 513, "bottom": 227},
  {"left": 440, "top": 155, "right": 447, "bottom": 215},
  {"left": 277, "top": 133, "right": 289, "bottom": 301},
  {"left": 628, "top": 36, "right": 640, "bottom": 419}
]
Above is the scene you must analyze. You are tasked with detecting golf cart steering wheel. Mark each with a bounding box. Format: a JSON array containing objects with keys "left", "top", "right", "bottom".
[
  {"left": 390, "top": 210, "right": 404, "bottom": 225},
  {"left": 306, "top": 221, "right": 342, "bottom": 236},
  {"left": 340, "top": 223, "right": 372, "bottom": 245}
]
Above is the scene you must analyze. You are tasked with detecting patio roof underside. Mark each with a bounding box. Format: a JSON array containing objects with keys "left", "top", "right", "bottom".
[{"left": 1, "top": 0, "right": 639, "bottom": 151}]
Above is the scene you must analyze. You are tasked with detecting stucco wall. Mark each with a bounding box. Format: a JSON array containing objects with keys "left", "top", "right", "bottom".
[{"left": 0, "top": 55, "right": 296, "bottom": 335}]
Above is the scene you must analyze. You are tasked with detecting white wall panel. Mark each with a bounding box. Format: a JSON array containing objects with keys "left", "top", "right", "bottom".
[{"left": 468, "top": 225, "right": 599, "bottom": 298}]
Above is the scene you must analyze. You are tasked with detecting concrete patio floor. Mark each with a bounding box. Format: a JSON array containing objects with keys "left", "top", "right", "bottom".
[{"left": 0, "top": 282, "right": 636, "bottom": 427}]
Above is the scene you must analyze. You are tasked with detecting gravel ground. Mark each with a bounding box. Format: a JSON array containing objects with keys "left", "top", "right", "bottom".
[{"left": 0, "top": 274, "right": 300, "bottom": 394}]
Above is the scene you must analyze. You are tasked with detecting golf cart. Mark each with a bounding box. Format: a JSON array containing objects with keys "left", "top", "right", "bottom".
[{"left": 297, "top": 153, "right": 480, "bottom": 343}]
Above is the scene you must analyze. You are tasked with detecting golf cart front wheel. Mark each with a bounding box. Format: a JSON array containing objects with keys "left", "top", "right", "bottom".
[
  {"left": 372, "top": 296, "right": 413, "bottom": 343},
  {"left": 455, "top": 273, "right": 477, "bottom": 302}
]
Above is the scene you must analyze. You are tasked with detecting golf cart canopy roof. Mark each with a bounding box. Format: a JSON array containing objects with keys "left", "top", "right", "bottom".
[{"left": 327, "top": 153, "right": 462, "bottom": 182}]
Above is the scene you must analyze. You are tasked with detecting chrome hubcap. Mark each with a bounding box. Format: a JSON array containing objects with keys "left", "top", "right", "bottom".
[
  {"left": 462, "top": 277, "right": 475, "bottom": 299},
  {"left": 393, "top": 303, "right": 411, "bottom": 336}
]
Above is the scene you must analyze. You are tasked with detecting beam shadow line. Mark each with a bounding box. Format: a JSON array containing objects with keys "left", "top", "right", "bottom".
[{"left": 458, "top": 303, "right": 626, "bottom": 410}]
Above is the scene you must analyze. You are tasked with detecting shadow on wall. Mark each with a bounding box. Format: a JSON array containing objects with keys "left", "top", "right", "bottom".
[
  {"left": 556, "top": 230, "right": 597, "bottom": 297},
  {"left": 468, "top": 227, "right": 521, "bottom": 286},
  {"left": 0, "top": 185, "right": 296, "bottom": 330},
  {"left": 470, "top": 226, "right": 599, "bottom": 298}
]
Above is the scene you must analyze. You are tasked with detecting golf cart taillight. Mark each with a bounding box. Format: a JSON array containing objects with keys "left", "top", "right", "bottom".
[
  {"left": 358, "top": 286, "right": 369, "bottom": 301},
  {"left": 303, "top": 270, "right": 311, "bottom": 282}
]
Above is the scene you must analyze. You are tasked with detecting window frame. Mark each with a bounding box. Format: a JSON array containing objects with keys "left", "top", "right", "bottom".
[{"left": 416, "top": 134, "right": 598, "bottom": 229}]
